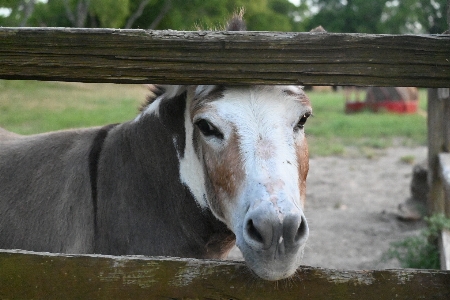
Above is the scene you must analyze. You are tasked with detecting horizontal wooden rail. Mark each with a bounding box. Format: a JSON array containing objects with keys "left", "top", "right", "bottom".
[
  {"left": 0, "top": 28, "right": 449, "bottom": 87},
  {"left": 0, "top": 250, "right": 449, "bottom": 299}
]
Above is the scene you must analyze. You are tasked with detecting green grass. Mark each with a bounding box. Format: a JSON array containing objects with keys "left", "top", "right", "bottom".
[
  {"left": 382, "top": 214, "right": 450, "bottom": 269},
  {"left": 306, "top": 90, "right": 428, "bottom": 156},
  {"left": 0, "top": 81, "right": 428, "bottom": 156},
  {"left": 0, "top": 80, "right": 146, "bottom": 134}
]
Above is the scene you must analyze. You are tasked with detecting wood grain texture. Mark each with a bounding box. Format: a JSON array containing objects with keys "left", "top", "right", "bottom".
[
  {"left": 428, "top": 89, "right": 446, "bottom": 214},
  {"left": 0, "top": 250, "right": 449, "bottom": 299},
  {"left": 1, "top": 28, "right": 449, "bottom": 87},
  {"left": 441, "top": 230, "right": 450, "bottom": 270},
  {"left": 439, "top": 153, "right": 450, "bottom": 270},
  {"left": 440, "top": 153, "right": 450, "bottom": 217}
]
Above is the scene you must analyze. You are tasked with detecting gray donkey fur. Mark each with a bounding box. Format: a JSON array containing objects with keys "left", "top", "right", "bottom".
[{"left": 0, "top": 91, "right": 234, "bottom": 258}]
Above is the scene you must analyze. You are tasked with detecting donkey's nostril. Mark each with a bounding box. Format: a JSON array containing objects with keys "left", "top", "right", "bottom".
[
  {"left": 246, "top": 219, "right": 264, "bottom": 245},
  {"left": 283, "top": 214, "right": 309, "bottom": 247},
  {"left": 294, "top": 216, "right": 309, "bottom": 243}
]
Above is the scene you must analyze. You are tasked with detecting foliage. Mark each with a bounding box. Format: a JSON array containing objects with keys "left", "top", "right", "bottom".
[
  {"left": 0, "top": 0, "right": 310, "bottom": 31},
  {"left": 307, "top": 0, "right": 449, "bottom": 34},
  {"left": 130, "top": 0, "right": 310, "bottom": 31},
  {"left": 0, "top": 0, "right": 37, "bottom": 26},
  {"left": 383, "top": 214, "right": 450, "bottom": 269},
  {"left": 379, "top": 0, "right": 449, "bottom": 34},
  {"left": 1, "top": 0, "right": 447, "bottom": 33},
  {"left": 90, "top": 0, "right": 130, "bottom": 28},
  {"left": 306, "top": 0, "right": 389, "bottom": 33}
]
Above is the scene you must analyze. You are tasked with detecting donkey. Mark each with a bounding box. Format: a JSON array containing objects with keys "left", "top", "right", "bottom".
[{"left": 0, "top": 18, "right": 312, "bottom": 281}]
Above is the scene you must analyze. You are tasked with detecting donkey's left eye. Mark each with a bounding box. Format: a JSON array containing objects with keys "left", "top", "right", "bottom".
[
  {"left": 195, "top": 119, "right": 224, "bottom": 139},
  {"left": 295, "top": 113, "right": 311, "bottom": 131}
]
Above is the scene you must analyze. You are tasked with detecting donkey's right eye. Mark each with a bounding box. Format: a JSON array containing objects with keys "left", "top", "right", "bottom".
[{"left": 195, "top": 119, "right": 224, "bottom": 139}]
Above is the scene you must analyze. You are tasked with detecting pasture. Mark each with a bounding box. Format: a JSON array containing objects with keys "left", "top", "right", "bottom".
[{"left": 0, "top": 80, "right": 428, "bottom": 157}]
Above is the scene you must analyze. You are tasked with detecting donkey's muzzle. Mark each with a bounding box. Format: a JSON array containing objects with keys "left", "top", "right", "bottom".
[{"left": 243, "top": 203, "right": 309, "bottom": 254}]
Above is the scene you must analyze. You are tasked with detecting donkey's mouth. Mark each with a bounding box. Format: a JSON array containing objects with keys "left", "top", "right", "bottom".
[{"left": 238, "top": 242, "right": 307, "bottom": 281}]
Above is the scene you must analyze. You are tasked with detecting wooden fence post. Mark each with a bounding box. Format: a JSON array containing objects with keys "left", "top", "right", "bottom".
[
  {"left": 441, "top": 88, "right": 450, "bottom": 219},
  {"left": 428, "top": 89, "right": 446, "bottom": 214},
  {"left": 429, "top": 0, "right": 450, "bottom": 216}
]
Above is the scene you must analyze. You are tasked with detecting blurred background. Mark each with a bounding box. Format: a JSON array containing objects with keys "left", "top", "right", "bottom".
[{"left": 0, "top": 0, "right": 448, "bottom": 34}]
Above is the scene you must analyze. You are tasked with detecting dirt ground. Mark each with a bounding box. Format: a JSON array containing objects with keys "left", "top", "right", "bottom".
[{"left": 227, "top": 146, "right": 428, "bottom": 270}]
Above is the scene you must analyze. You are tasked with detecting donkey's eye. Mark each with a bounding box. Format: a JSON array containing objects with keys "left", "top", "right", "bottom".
[
  {"left": 195, "top": 119, "right": 224, "bottom": 139},
  {"left": 295, "top": 113, "right": 311, "bottom": 131}
]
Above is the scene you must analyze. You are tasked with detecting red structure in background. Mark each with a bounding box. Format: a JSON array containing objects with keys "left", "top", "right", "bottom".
[{"left": 345, "top": 87, "right": 419, "bottom": 114}]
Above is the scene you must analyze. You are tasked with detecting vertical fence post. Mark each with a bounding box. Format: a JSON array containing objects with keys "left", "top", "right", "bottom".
[
  {"left": 436, "top": 1, "right": 450, "bottom": 269},
  {"left": 427, "top": 89, "right": 445, "bottom": 214},
  {"left": 441, "top": 88, "right": 450, "bottom": 218},
  {"left": 427, "top": 0, "right": 450, "bottom": 216}
]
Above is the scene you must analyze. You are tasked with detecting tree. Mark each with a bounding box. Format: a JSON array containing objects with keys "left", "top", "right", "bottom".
[
  {"left": 90, "top": 0, "right": 130, "bottom": 28},
  {"left": 306, "top": 0, "right": 389, "bottom": 33},
  {"left": 62, "top": 0, "right": 90, "bottom": 27},
  {"left": 1, "top": 0, "right": 311, "bottom": 31},
  {"left": 124, "top": 0, "right": 151, "bottom": 29},
  {"left": 379, "top": 0, "right": 449, "bottom": 34},
  {"left": 130, "top": 0, "right": 310, "bottom": 31},
  {"left": 307, "top": 0, "right": 449, "bottom": 34},
  {"left": 0, "top": 0, "right": 37, "bottom": 26}
]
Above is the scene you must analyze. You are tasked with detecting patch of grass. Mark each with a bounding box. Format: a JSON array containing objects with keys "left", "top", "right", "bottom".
[
  {"left": 305, "top": 89, "right": 428, "bottom": 156},
  {"left": 400, "top": 155, "right": 416, "bottom": 165},
  {"left": 382, "top": 214, "right": 450, "bottom": 269},
  {"left": 0, "top": 80, "right": 146, "bottom": 134}
]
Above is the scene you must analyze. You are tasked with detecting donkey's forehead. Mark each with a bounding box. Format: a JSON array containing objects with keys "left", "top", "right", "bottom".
[{"left": 192, "top": 85, "right": 311, "bottom": 115}]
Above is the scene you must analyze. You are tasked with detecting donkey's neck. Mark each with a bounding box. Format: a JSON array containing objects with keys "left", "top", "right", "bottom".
[{"left": 95, "top": 93, "right": 235, "bottom": 259}]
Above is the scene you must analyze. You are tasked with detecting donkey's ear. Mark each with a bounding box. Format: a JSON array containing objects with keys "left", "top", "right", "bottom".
[
  {"left": 193, "top": 85, "right": 222, "bottom": 99},
  {"left": 310, "top": 25, "right": 327, "bottom": 33},
  {"left": 226, "top": 8, "right": 246, "bottom": 31}
]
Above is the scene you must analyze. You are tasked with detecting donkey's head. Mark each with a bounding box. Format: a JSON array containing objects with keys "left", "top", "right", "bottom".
[
  {"left": 139, "top": 15, "right": 311, "bottom": 281},
  {"left": 145, "top": 84, "right": 311, "bottom": 281}
]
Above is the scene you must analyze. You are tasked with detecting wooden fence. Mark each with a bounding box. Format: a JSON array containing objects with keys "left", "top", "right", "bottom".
[
  {"left": 1, "top": 28, "right": 449, "bottom": 87},
  {"left": 1, "top": 27, "right": 450, "bottom": 298},
  {"left": 1, "top": 249, "right": 450, "bottom": 299}
]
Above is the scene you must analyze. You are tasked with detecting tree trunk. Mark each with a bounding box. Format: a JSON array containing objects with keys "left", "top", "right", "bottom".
[
  {"left": 63, "top": 0, "right": 90, "bottom": 28},
  {"left": 124, "top": 0, "right": 151, "bottom": 29},
  {"left": 19, "top": 0, "right": 36, "bottom": 27},
  {"left": 149, "top": 0, "right": 171, "bottom": 30}
]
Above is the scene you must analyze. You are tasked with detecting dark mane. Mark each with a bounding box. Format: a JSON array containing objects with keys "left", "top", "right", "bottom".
[
  {"left": 139, "top": 84, "right": 165, "bottom": 112},
  {"left": 226, "top": 9, "right": 246, "bottom": 31}
]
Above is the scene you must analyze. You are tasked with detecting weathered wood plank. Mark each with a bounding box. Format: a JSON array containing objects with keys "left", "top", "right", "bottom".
[
  {"left": 428, "top": 89, "right": 446, "bottom": 214},
  {"left": 0, "top": 250, "right": 449, "bottom": 299},
  {"left": 440, "top": 230, "right": 450, "bottom": 270},
  {"left": 440, "top": 88, "right": 450, "bottom": 152},
  {"left": 0, "top": 28, "right": 449, "bottom": 86},
  {"left": 440, "top": 152, "right": 450, "bottom": 217},
  {"left": 439, "top": 153, "right": 450, "bottom": 270}
]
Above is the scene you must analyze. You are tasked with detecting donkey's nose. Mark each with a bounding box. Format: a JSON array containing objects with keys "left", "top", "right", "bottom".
[{"left": 243, "top": 207, "right": 308, "bottom": 251}]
